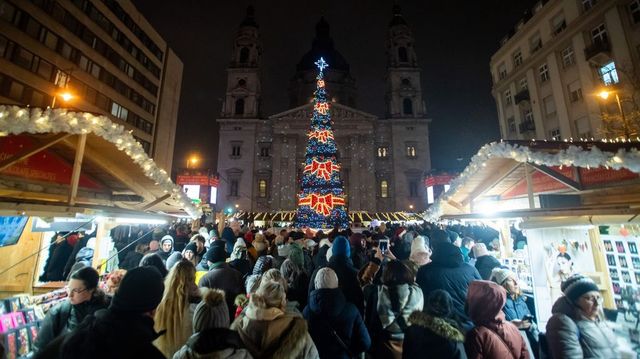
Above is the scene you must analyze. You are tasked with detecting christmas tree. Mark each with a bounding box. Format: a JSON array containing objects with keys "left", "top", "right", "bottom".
[{"left": 294, "top": 57, "right": 350, "bottom": 229}]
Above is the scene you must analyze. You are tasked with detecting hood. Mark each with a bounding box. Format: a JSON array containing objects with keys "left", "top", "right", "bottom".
[
  {"left": 408, "top": 311, "right": 464, "bottom": 342},
  {"left": 221, "top": 227, "right": 235, "bottom": 242},
  {"left": 431, "top": 242, "right": 463, "bottom": 268},
  {"left": 308, "top": 288, "right": 346, "bottom": 318},
  {"left": 467, "top": 280, "right": 506, "bottom": 324},
  {"left": 551, "top": 295, "right": 580, "bottom": 320}
]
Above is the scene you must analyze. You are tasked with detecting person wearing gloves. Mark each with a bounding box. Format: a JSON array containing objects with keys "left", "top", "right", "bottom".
[
  {"left": 545, "top": 274, "right": 618, "bottom": 358},
  {"left": 465, "top": 280, "right": 529, "bottom": 359}
]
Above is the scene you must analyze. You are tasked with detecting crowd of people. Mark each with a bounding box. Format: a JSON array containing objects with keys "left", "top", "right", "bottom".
[{"left": 32, "top": 221, "right": 620, "bottom": 359}]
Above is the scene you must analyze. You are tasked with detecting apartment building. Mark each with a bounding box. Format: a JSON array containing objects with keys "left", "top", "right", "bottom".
[
  {"left": 0, "top": 0, "right": 182, "bottom": 171},
  {"left": 490, "top": 0, "right": 639, "bottom": 141}
]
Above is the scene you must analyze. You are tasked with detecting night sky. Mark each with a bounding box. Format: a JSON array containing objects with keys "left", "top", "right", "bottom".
[{"left": 132, "top": 0, "right": 537, "bottom": 174}]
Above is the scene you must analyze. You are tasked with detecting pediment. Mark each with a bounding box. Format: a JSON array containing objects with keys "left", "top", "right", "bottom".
[{"left": 268, "top": 103, "right": 377, "bottom": 123}]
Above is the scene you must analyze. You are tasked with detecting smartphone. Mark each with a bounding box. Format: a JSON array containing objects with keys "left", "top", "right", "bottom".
[
  {"left": 523, "top": 314, "right": 534, "bottom": 322},
  {"left": 379, "top": 239, "right": 389, "bottom": 253}
]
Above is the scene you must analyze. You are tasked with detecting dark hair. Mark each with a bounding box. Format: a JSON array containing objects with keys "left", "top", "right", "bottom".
[
  {"left": 139, "top": 253, "right": 168, "bottom": 278},
  {"left": 557, "top": 253, "right": 572, "bottom": 261},
  {"left": 193, "top": 234, "right": 206, "bottom": 244},
  {"left": 462, "top": 237, "right": 475, "bottom": 246},
  {"left": 70, "top": 267, "right": 99, "bottom": 290},
  {"left": 382, "top": 260, "right": 414, "bottom": 286}
]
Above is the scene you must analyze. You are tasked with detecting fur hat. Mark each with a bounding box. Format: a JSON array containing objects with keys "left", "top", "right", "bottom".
[
  {"left": 110, "top": 266, "right": 164, "bottom": 313},
  {"left": 562, "top": 274, "right": 599, "bottom": 303},
  {"left": 472, "top": 243, "right": 489, "bottom": 257},
  {"left": 314, "top": 267, "right": 339, "bottom": 289},
  {"left": 193, "top": 288, "right": 229, "bottom": 331},
  {"left": 490, "top": 267, "right": 516, "bottom": 286}
]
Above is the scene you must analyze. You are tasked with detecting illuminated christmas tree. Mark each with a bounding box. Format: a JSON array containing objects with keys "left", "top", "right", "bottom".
[{"left": 294, "top": 57, "right": 349, "bottom": 229}]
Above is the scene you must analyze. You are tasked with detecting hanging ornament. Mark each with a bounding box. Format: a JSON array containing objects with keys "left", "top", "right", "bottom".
[{"left": 298, "top": 193, "right": 345, "bottom": 216}]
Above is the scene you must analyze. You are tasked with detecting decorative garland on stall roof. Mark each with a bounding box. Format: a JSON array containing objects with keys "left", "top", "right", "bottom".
[
  {"left": 425, "top": 140, "right": 640, "bottom": 222},
  {"left": 0, "top": 105, "right": 201, "bottom": 219}
]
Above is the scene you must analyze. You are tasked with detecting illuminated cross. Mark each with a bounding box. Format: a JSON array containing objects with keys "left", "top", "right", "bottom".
[{"left": 315, "top": 57, "right": 329, "bottom": 72}]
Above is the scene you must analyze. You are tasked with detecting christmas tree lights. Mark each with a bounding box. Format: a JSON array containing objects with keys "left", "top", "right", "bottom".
[{"left": 294, "top": 57, "right": 349, "bottom": 229}]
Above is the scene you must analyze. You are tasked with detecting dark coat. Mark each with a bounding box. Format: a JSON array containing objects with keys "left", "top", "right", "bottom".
[
  {"left": 475, "top": 255, "right": 501, "bottom": 280},
  {"left": 309, "top": 255, "right": 365, "bottom": 315},
  {"left": 313, "top": 245, "right": 330, "bottom": 269},
  {"left": 62, "top": 236, "right": 90, "bottom": 279},
  {"left": 350, "top": 246, "right": 368, "bottom": 271},
  {"left": 403, "top": 311, "right": 467, "bottom": 359},
  {"left": 229, "top": 258, "right": 252, "bottom": 279},
  {"left": 45, "top": 240, "right": 74, "bottom": 281},
  {"left": 198, "top": 262, "right": 244, "bottom": 319},
  {"left": 287, "top": 270, "right": 310, "bottom": 310},
  {"left": 416, "top": 242, "right": 481, "bottom": 330},
  {"left": 303, "top": 288, "right": 371, "bottom": 359},
  {"left": 119, "top": 251, "right": 143, "bottom": 270},
  {"left": 33, "top": 292, "right": 109, "bottom": 353}
]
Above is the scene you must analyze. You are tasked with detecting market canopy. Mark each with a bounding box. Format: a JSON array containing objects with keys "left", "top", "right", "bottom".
[
  {"left": 427, "top": 140, "right": 640, "bottom": 222},
  {"left": 0, "top": 106, "right": 200, "bottom": 219}
]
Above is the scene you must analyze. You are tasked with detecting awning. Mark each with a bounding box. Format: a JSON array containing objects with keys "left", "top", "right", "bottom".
[{"left": 0, "top": 106, "right": 200, "bottom": 219}]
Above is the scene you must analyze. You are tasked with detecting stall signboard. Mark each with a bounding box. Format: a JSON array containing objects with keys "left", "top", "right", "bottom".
[{"left": 176, "top": 175, "right": 209, "bottom": 186}]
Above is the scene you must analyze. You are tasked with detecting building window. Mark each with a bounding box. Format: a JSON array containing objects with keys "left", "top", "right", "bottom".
[
  {"left": 406, "top": 145, "right": 416, "bottom": 158},
  {"left": 235, "top": 98, "right": 245, "bottom": 115},
  {"left": 513, "top": 50, "right": 523, "bottom": 67},
  {"left": 258, "top": 179, "right": 267, "bottom": 198},
  {"left": 498, "top": 63, "right": 507, "bottom": 80},
  {"left": 8, "top": 81, "right": 24, "bottom": 101},
  {"left": 543, "top": 96, "right": 556, "bottom": 116},
  {"left": 539, "top": 63, "right": 550, "bottom": 82},
  {"left": 231, "top": 144, "right": 241, "bottom": 157},
  {"left": 401, "top": 78, "right": 411, "bottom": 86},
  {"left": 568, "top": 81, "right": 583, "bottom": 102},
  {"left": 380, "top": 180, "right": 388, "bottom": 198},
  {"left": 237, "top": 79, "right": 246, "bottom": 87},
  {"left": 599, "top": 61, "right": 619, "bottom": 85},
  {"left": 549, "top": 128, "right": 561, "bottom": 140},
  {"left": 377, "top": 146, "right": 388, "bottom": 158},
  {"left": 631, "top": 0, "right": 640, "bottom": 24},
  {"left": 530, "top": 33, "right": 542, "bottom": 53},
  {"left": 591, "top": 23, "right": 608, "bottom": 44},
  {"left": 111, "top": 102, "right": 128, "bottom": 121},
  {"left": 230, "top": 179, "right": 239, "bottom": 197},
  {"left": 259, "top": 146, "right": 270, "bottom": 157},
  {"left": 561, "top": 46, "right": 575, "bottom": 68},
  {"left": 575, "top": 117, "right": 592, "bottom": 138},
  {"left": 520, "top": 78, "right": 528, "bottom": 90},
  {"left": 504, "top": 90, "right": 512, "bottom": 105},
  {"left": 508, "top": 117, "right": 516, "bottom": 133},
  {"left": 551, "top": 14, "right": 566, "bottom": 36},
  {"left": 398, "top": 47, "right": 408, "bottom": 62},
  {"left": 409, "top": 180, "right": 418, "bottom": 198},
  {"left": 239, "top": 47, "right": 249, "bottom": 63},
  {"left": 583, "top": 0, "right": 596, "bottom": 11},
  {"left": 403, "top": 98, "right": 413, "bottom": 115},
  {"left": 524, "top": 109, "right": 534, "bottom": 122}
]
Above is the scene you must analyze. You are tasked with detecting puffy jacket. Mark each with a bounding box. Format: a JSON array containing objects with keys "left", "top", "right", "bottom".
[
  {"left": 416, "top": 242, "right": 481, "bottom": 329},
  {"left": 545, "top": 296, "right": 618, "bottom": 359},
  {"left": 199, "top": 263, "right": 244, "bottom": 320},
  {"left": 303, "top": 288, "right": 371, "bottom": 359},
  {"left": 403, "top": 311, "right": 467, "bottom": 359}
]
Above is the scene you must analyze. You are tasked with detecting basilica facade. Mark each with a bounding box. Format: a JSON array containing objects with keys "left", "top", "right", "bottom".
[{"left": 216, "top": 6, "right": 432, "bottom": 213}]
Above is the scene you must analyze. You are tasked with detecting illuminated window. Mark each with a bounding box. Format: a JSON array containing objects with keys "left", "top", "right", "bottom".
[
  {"left": 258, "top": 179, "right": 267, "bottom": 198},
  {"left": 377, "top": 146, "right": 388, "bottom": 158},
  {"left": 381, "top": 180, "right": 388, "bottom": 198},
  {"left": 406, "top": 145, "right": 416, "bottom": 158},
  {"left": 427, "top": 186, "right": 434, "bottom": 204},
  {"left": 599, "top": 61, "right": 619, "bottom": 85}
]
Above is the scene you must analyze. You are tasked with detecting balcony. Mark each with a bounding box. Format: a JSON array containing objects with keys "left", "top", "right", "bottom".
[
  {"left": 584, "top": 40, "right": 611, "bottom": 66},
  {"left": 514, "top": 89, "right": 530, "bottom": 104},
  {"left": 519, "top": 120, "right": 536, "bottom": 134}
]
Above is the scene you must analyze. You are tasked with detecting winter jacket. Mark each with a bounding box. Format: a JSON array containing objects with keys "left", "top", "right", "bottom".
[
  {"left": 545, "top": 296, "right": 619, "bottom": 359},
  {"left": 402, "top": 311, "right": 466, "bottom": 359},
  {"left": 120, "top": 250, "right": 143, "bottom": 270},
  {"left": 199, "top": 263, "right": 245, "bottom": 319},
  {"left": 416, "top": 242, "right": 481, "bottom": 329},
  {"left": 503, "top": 295, "right": 531, "bottom": 322},
  {"left": 63, "top": 236, "right": 90, "bottom": 279},
  {"left": 313, "top": 245, "right": 330, "bottom": 269},
  {"left": 351, "top": 246, "right": 368, "bottom": 271},
  {"left": 474, "top": 255, "right": 501, "bottom": 280},
  {"left": 286, "top": 271, "right": 310, "bottom": 311},
  {"left": 45, "top": 240, "right": 74, "bottom": 281},
  {"left": 309, "top": 255, "right": 365, "bottom": 314},
  {"left": 172, "top": 327, "right": 253, "bottom": 359},
  {"left": 231, "top": 306, "right": 319, "bottom": 359},
  {"left": 56, "top": 309, "right": 166, "bottom": 359},
  {"left": 33, "top": 292, "right": 109, "bottom": 353},
  {"left": 363, "top": 283, "right": 424, "bottom": 343},
  {"left": 221, "top": 228, "right": 236, "bottom": 256},
  {"left": 465, "top": 280, "right": 529, "bottom": 359},
  {"left": 229, "top": 258, "right": 252, "bottom": 279},
  {"left": 303, "top": 288, "right": 371, "bottom": 359}
]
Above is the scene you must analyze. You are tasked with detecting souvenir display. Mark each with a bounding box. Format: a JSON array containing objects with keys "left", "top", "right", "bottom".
[
  {"left": 616, "top": 241, "right": 626, "bottom": 253},
  {"left": 607, "top": 254, "right": 617, "bottom": 266},
  {"left": 629, "top": 242, "right": 638, "bottom": 255},
  {"left": 619, "top": 256, "right": 629, "bottom": 268},
  {"left": 604, "top": 240, "right": 614, "bottom": 252}
]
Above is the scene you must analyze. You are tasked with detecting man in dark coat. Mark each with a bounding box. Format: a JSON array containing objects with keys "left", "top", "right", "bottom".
[
  {"left": 416, "top": 241, "right": 481, "bottom": 331},
  {"left": 309, "top": 236, "right": 365, "bottom": 315},
  {"left": 198, "top": 242, "right": 244, "bottom": 319},
  {"left": 304, "top": 267, "right": 371, "bottom": 359},
  {"left": 44, "top": 266, "right": 166, "bottom": 359},
  {"left": 472, "top": 243, "right": 501, "bottom": 280}
]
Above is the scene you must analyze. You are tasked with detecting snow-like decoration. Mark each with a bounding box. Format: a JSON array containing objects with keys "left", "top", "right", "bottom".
[
  {"left": 425, "top": 140, "right": 640, "bottom": 221},
  {"left": 0, "top": 106, "right": 201, "bottom": 219}
]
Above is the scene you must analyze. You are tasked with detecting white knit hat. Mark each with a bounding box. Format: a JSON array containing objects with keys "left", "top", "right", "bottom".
[
  {"left": 472, "top": 243, "right": 489, "bottom": 257},
  {"left": 490, "top": 267, "right": 516, "bottom": 285},
  {"left": 314, "top": 267, "right": 339, "bottom": 289}
]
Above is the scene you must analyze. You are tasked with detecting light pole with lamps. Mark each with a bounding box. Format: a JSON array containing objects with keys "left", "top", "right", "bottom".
[
  {"left": 50, "top": 90, "right": 74, "bottom": 109},
  {"left": 598, "top": 89, "right": 631, "bottom": 139},
  {"left": 187, "top": 155, "right": 199, "bottom": 169}
]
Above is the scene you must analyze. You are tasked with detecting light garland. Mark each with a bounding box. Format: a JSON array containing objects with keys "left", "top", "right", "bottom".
[
  {"left": 425, "top": 140, "right": 640, "bottom": 221},
  {"left": 0, "top": 105, "right": 201, "bottom": 219}
]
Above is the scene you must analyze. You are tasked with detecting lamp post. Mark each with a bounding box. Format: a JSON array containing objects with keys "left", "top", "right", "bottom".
[
  {"left": 187, "top": 155, "right": 199, "bottom": 169},
  {"left": 598, "top": 89, "right": 630, "bottom": 139},
  {"left": 51, "top": 90, "right": 74, "bottom": 109}
]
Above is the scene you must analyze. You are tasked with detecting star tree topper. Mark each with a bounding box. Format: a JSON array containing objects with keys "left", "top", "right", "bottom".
[{"left": 315, "top": 57, "right": 329, "bottom": 72}]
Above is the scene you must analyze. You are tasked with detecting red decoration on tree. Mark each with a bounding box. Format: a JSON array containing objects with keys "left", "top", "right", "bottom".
[
  {"left": 314, "top": 102, "right": 329, "bottom": 115},
  {"left": 298, "top": 193, "right": 346, "bottom": 216},
  {"left": 308, "top": 130, "right": 334, "bottom": 143},
  {"left": 304, "top": 159, "right": 340, "bottom": 181}
]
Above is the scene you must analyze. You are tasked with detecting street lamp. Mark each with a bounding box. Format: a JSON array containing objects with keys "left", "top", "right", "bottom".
[
  {"left": 51, "top": 90, "right": 74, "bottom": 109},
  {"left": 409, "top": 204, "right": 414, "bottom": 211},
  {"left": 598, "top": 89, "right": 630, "bottom": 139},
  {"left": 187, "top": 155, "right": 199, "bottom": 169}
]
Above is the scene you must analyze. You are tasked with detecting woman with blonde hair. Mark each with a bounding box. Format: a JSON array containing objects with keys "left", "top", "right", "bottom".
[
  {"left": 232, "top": 281, "right": 319, "bottom": 359},
  {"left": 153, "top": 260, "right": 200, "bottom": 358}
]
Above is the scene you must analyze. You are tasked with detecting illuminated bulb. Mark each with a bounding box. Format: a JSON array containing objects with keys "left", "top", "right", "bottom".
[{"left": 613, "top": 156, "right": 623, "bottom": 163}]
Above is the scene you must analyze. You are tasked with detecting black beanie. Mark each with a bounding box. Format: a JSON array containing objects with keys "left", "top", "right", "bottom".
[
  {"left": 561, "top": 273, "right": 599, "bottom": 303},
  {"left": 110, "top": 266, "right": 164, "bottom": 313},
  {"left": 425, "top": 289, "right": 454, "bottom": 318},
  {"left": 184, "top": 242, "right": 198, "bottom": 253},
  {"left": 204, "top": 243, "right": 226, "bottom": 263}
]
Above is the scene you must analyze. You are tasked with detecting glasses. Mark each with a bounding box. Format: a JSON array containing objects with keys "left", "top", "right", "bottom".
[{"left": 67, "top": 287, "right": 88, "bottom": 295}]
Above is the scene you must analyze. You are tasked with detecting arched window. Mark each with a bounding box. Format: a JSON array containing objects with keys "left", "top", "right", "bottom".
[
  {"left": 398, "top": 47, "right": 408, "bottom": 63},
  {"left": 239, "top": 47, "right": 250, "bottom": 63},
  {"left": 258, "top": 179, "right": 267, "bottom": 198},
  {"left": 237, "top": 79, "right": 246, "bottom": 87},
  {"left": 381, "top": 180, "right": 389, "bottom": 198},
  {"left": 235, "top": 98, "right": 245, "bottom": 115},
  {"left": 403, "top": 98, "right": 413, "bottom": 115},
  {"left": 401, "top": 78, "right": 411, "bottom": 86}
]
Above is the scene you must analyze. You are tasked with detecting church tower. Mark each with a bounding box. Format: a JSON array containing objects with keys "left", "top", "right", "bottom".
[
  {"left": 221, "top": 6, "right": 262, "bottom": 118},
  {"left": 381, "top": 3, "right": 431, "bottom": 212}
]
